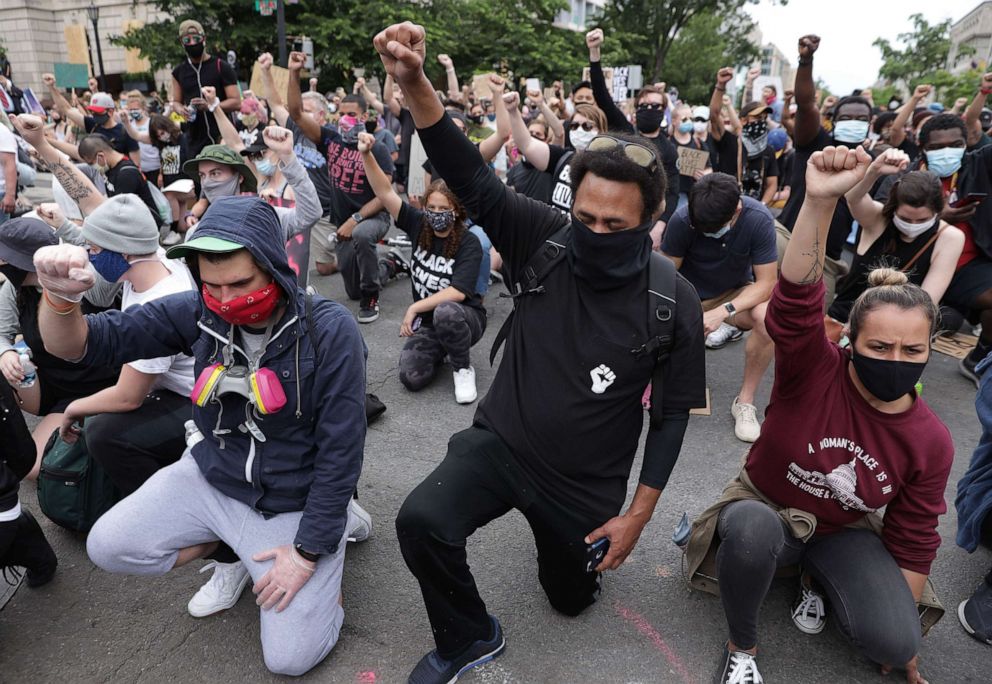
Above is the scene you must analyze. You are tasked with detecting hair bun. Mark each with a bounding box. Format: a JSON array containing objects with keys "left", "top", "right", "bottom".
[{"left": 867, "top": 267, "right": 909, "bottom": 288}]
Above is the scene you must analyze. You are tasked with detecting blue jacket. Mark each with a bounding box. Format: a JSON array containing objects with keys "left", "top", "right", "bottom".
[
  {"left": 957, "top": 353, "right": 992, "bottom": 552},
  {"left": 79, "top": 196, "right": 367, "bottom": 555}
]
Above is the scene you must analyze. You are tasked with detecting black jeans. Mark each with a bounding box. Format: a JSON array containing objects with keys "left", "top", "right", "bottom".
[
  {"left": 87, "top": 390, "right": 190, "bottom": 497},
  {"left": 399, "top": 302, "right": 486, "bottom": 390},
  {"left": 716, "top": 500, "right": 921, "bottom": 666},
  {"left": 395, "top": 426, "right": 602, "bottom": 659}
]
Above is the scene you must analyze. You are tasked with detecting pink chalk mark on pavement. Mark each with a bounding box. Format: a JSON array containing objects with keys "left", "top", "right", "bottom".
[
  {"left": 614, "top": 601, "right": 695, "bottom": 684},
  {"left": 356, "top": 671, "right": 376, "bottom": 683}
]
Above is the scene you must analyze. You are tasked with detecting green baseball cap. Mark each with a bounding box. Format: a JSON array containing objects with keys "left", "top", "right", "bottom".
[
  {"left": 166, "top": 235, "right": 245, "bottom": 260},
  {"left": 183, "top": 144, "right": 258, "bottom": 193}
]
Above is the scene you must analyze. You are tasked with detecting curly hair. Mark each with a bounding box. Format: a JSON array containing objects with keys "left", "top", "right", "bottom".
[{"left": 418, "top": 180, "right": 469, "bottom": 260}]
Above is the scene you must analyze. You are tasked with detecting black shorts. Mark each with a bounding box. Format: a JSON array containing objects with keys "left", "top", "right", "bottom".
[{"left": 945, "top": 255, "right": 992, "bottom": 311}]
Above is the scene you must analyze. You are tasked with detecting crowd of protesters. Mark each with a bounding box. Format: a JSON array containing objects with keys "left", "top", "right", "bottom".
[{"left": 0, "top": 16, "right": 991, "bottom": 684}]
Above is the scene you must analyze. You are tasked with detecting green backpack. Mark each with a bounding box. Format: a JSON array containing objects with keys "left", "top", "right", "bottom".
[{"left": 37, "top": 427, "right": 121, "bottom": 532}]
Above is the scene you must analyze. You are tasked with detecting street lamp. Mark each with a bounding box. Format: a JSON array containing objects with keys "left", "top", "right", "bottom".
[{"left": 86, "top": 1, "right": 106, "bottom": 92}]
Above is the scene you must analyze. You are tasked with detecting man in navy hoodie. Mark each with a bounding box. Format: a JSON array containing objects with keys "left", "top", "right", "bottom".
[{"left": 32, "top": 195, "right": 369, "bottom": 676}]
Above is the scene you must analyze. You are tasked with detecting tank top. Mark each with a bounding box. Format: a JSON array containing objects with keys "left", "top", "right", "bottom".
[{"left": 829, "top": 220, "right": 940, "bottom": 322}]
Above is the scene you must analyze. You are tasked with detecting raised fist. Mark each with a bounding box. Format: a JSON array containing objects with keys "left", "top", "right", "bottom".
[
  {"left": 502, "top": 91, "right": 520, "bottom": 110},
  {"left": 982, "top": 72, "right": 992, "bottom": 90},
  {"left": 586, "top": 28, "right": 604, "bottom": 50},
  {"left": 805, "top": 145, "right": 872, "bottom": 200},
  {"left": 589, "top": 364, "right": 616, "bottom": 395},
  {"left": 42, "top": 73, "right": 56, "bottom": 88},
  {"left": 437, "top": 53, "right": 453, "bottom": 69},
  {"left": 798, "top": 35, "right": 820, "bottom": 59},
  {"left": 913, "top": 84, "right": 932, "bottom": 100},
  {"left": 288, "top": 51, "right": 307, "bottom": 72},
  {"left": 10, "top": 114, "right": 46, "bottom": 147},
  {"left": 257, "top": 53, "right": 273, "bottom": 71},
  {"left": 262, "top": 125, "right": 293, "bottom": 156},
  {"left": 356, "top": 131, "right": 375, "bottom": 153},
  {"left": 33, "top": 244, "right": 96, "bottom": 302},
  {"left": 373, "top": 22, "right": 427, "bottom": 84},
  {"left": 870, "top": 147, "right": 910, "bottom": 176},
  {"left": 746, "top": 66, "right": 760, "bottom": 81},
  {"left": 488, "top": 73, "right": 506, "bottom": 96},
  {"left": 716, "top": 67, "right": 734, "bottom": 86}
]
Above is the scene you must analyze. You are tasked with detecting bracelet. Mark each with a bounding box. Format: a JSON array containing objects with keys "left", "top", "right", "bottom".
[
  {"left": 715, "top": 85, "right": 726, "bottom": 92},
  {"left": 290, "top": 549, "right": 316, "bottom": 573},
  {"left": 798, "top": 57, "right": 813, "bottom": 66},
  {"left": 43, "top": 289, "right": 79, "bottom": 315}
]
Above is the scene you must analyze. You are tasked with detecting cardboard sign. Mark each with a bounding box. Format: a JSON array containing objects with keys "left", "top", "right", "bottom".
[
  {"left": 525, "top": 78, "right": 541, "bottom": 94},
  {"left": 932, "top": 332, "right": 978, "bottom": 359},
  {"left": 249, "top": 62, "right": 290, "bottom": 103},
  {"left": 54, "top": 63, "right": 91, "bottom": 90},
  {"left": 471, "top": 74, "right": 492, "bottom": 100},
  {"left": 407, "top": 131, "right": 428, "bottom": 199},
  {"left": 676, "top": 146, "right": 710, "bottom": 177},
  {"left": 580, "top": 66, "right": 630, "bottom": 103}
]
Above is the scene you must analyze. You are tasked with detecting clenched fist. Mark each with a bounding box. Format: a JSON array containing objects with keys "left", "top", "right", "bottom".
[{"left": 33, "top": 244, "right": 96, "bottom": 302}]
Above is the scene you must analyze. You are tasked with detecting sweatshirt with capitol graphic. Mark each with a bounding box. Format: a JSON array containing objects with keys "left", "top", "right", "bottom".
[{"left": 745, "top": 277, "right": 953, "bottom": 575}]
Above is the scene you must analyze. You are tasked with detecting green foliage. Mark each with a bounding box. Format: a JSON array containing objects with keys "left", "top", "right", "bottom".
[
  {"left": 873, "top": 13, "right": 973, "bottom": 86},
  {"left": 111, "top": 0, "right": 586, "bottom": 92},
  {"left": 599, "top": 0, "right": 779, "bottom": 82},
  {"left": 658, "top": 10, "right": 760, "bottom": 104}
]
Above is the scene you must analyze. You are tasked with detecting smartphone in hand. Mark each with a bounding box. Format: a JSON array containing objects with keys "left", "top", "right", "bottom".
[{"left": 585, "top": 538, "right": 610, "bottom": 572}]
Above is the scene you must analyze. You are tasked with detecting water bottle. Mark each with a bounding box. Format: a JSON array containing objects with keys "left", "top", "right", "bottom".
[{"left": 18, "top": 350, "right": 36, "bottom": 389}]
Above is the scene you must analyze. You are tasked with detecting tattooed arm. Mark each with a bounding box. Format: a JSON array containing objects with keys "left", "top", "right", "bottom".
[
  {"left": 780, "top": 145, "right": 871, "bottom": 285},
  {"left": 11, "top": 114, "right": 105, "bottom": 217}
]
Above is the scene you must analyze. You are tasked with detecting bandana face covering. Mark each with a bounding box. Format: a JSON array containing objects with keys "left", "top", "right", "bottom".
[
  {"left": 569, "top": 215, "right": 652, "bottom": 290},
  {"left": 202, "top": 174, "right": 242, "bottom": 202},
  {"left": 202, "top": 281, "right": 280, "bottom": 325}
]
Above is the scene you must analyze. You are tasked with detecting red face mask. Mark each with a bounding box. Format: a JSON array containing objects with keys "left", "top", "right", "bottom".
[
  {"left": 202, "top": 281, "right": 280, "bottom": 325},
  {"left": 765, "top": 93, "right": 776, "bottom": 105}
]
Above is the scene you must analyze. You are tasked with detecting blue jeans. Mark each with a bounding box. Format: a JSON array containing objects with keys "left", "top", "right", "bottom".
[{"left": 716, "top": 499, "right": 920, "bottom": 665}]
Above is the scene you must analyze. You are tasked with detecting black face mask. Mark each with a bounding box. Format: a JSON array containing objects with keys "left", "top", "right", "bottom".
[
  {"left": 90, "top": 113, "right": 110, "bottom": 127},
  {"left": 184, "top": 43, "right": 205, "bottom": 60},
  {"left": 635, "top": 108, "right": 665, "bottom": 134},
  {"left": 568, "top": 215, "right": 653, "bottom": 290},
  {"left": 0, "top": 264, "right": 27, "bottom": 290},
  {"left": 851, "top": 350, "right": 927, "bottom": 403},
  {"left": 467, "top": 114, "right": 483, "bottom": 125}
]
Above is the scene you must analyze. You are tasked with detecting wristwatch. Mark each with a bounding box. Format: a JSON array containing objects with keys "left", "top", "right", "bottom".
[
  {"left": 723, "top": 302, "right": 737, "bottom": 318},
  {"left": 351, "top": 212, "right": 364, "bottom": 224},
  {"left": 294, "top": 544, "right": 320, "bottom": 562}
]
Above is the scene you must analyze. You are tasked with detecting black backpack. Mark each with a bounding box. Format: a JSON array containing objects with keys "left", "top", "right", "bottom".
[{"left": 490, "top": 224, "right": 679, "bottom": 428}]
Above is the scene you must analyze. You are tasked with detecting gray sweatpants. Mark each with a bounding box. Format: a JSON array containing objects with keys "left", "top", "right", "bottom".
[{"left": 86, "top": 452, "right": 347, "bottom": 676}]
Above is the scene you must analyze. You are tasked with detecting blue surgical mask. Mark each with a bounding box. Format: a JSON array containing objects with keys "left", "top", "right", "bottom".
[
  {"left": 678, "top": 121, "right": 693, "bottom": 134},
  {"left": 925, "top": 146, "right": 965, "bottom": 178},
  {"left": 256, "top": 158, "right": 277, "bottom": 177},
  {"left": 703, "top": 225, "right": 731, "bottom": 239},
  {"left": 832, "top": 120, "right": 869, "bottom": 144},
  {"left": 89, "top": 250, "right": 131, "bottom": 283}
]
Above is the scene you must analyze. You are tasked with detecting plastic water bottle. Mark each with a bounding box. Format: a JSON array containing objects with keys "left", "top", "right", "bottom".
[{"left": 18, "top": 350, "right": 36, "bottom": 389}]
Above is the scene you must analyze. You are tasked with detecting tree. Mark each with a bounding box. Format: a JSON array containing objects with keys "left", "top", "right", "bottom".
[
  {"left": 112, "top": 0, "right": 585, "bottom": 93},
  {"left": 658, "top": 9, "right": 760, "bottom": 104},
  {"left": 873, "top": 13, "right": 972, "bottom": 86},
  {"left": 598, "top": 0, "right": 781, "bottom": 82}
]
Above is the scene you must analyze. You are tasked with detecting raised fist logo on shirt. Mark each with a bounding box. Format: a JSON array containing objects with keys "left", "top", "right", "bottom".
[{"left": 589, "top": 364, "right": 616, "bottom": 394}]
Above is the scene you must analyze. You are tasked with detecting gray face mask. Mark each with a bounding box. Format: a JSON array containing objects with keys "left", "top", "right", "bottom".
[{"left": 202, "top": 174, "right": 242, "bottom": 202}]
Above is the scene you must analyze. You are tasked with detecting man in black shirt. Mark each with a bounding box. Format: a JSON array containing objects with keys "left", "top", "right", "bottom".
[
  {"left": 42, "top": 77, "right": 139, "bottom": 164},
  {"left": 586, "top": 29, "right": 680, "bottom": 249},
  {"left": 170, "top": 20, "right": 241, "bottom": 157},
  {"left": 375, "top": 22, "right": 705, "bottom": 684},
  {"left": 77, "top": 135, "right": 160, "bottom": 227}
]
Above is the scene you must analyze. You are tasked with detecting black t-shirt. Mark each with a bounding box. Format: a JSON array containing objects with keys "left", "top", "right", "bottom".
[
  {"left": 713, "top": 132, "right": 780, "bottom": 200},
  {"left": 83, "top": 118, "right": 139, "bottom": 156},
  {"left": 391, "top": 107, "right": 416, "bottom": 180},
  {"left": 105, "top": 159, "right": 160, "bottom": 225},
  {"left": 285, "top": 117, "right": 333, "bottom": 217},
  {"left": 545, "top": 145, "right": 575, "bottom": 216},
  {"left": 420, "top": 117, "right": 706, "bottom": 519},
  {"left": 323, "top": 129, "right": 395, "bottom": 224},
  {"left": 397, "top": 203, "right": 485, "bottom": 324},
  {"left": 507, "top": 159, "right": 554, "bottom": 205},
  {"left": 158, "top": 134, "right": 191, "bottom": 185},
  {"left": 777, "top": 149, "right": 795, "bottom": 189},
  {"left": 171, "top": 56, "right": 238, "bottom": 155},
  {"left": 779, "top": 127, "right": 861, "bottom": 260}
]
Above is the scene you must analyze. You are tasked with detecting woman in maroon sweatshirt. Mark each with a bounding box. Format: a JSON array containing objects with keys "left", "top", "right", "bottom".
[{"left": 711, "top": 145, "right": 952, "bottom": 684}]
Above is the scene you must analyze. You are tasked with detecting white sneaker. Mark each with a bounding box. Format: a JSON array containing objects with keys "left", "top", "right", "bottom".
[
  {"left": 347, "top": 498, "right": 373, "bottom": 543},
  {"left": 791, "top": 581, "right": 826, "bottom": 634},
  {"left": 453, "top": 366, "right": 477, "bottom": 404},
  {"left": 187, "top": 560, "right": 251, "bottom": 618},
  {"left": 161, "top": 230, "right": 184, "bottom": 246},
  {"left": 706, "top": 323, "right": 744, "bottom": 349},
  {"left": 731, "top": 397, "right": 761, "bottom": 443}
]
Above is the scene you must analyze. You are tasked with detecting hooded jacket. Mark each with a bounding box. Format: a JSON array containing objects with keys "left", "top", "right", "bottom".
[{"left": 76, "top": 196, "right": 367, "bottom": 554}]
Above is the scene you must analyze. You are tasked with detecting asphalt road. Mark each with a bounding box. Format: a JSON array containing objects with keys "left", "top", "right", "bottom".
[{"left": 1, "top": 177, "right": 989, "bottom": 683}]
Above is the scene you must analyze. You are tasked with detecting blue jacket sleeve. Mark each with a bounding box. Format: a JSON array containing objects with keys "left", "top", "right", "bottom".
[
  {"left": 294, "top": 303, "right": 367, "bottom": 554},
  {"left": 80, "top": 291, "right": 202, "bottom": 367}
]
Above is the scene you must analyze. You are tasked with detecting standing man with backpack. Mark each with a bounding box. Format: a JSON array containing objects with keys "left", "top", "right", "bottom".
[{"left": 375, "top": 23, "right": 705, "bottom": 684}]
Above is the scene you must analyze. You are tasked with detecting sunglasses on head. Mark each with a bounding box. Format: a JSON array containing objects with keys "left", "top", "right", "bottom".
[
  {"left": 586, "top": 135, "right": 659, "bottom": 174},
  {"left": 569, "top": 120, "right": 596, "bottom": 132},
  {"left": 637, "top": 102, "right": 664, "bottom": 111},
  {"left": 181, "top": 34, "right": 204, "bottom": 46}
]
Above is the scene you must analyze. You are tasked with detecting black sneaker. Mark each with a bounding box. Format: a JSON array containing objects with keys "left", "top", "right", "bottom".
[
  {"left": 958, "top": 574, "right": 992, "bottom": 645},
  {"left": 715, "top": 643, "right": 763, "bottom": 684},
  {"left": 358, "top": 295, "right": 380, "bottom": 324},
  {"left": 960, "top": 354, "right": 982, "bottom": 388},
  {"left": 387, "top": 249, "right": 412, "bottom": 278},
  {"left": 408, "top": 615, "right": 505, "bottom": 684}
]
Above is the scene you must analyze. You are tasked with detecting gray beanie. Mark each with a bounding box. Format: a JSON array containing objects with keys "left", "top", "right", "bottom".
[{"left": 81, "top": 194, "right": 160, "bottom": 255}]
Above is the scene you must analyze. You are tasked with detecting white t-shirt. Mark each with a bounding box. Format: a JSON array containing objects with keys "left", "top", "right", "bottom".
[
  {"left": 123, "top": 255, "right": 196, "bottom": 396},
  {"left": 134, "top": 118, "right": 161, "bottom": 171},
  {"left": 0, "top": 125, "right": 18, "bottom": 197}
]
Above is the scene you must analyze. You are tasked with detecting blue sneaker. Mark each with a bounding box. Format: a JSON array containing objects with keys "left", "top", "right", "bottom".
[{"left": 408, "top": 615, "right": 506, "bottom": 684}]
